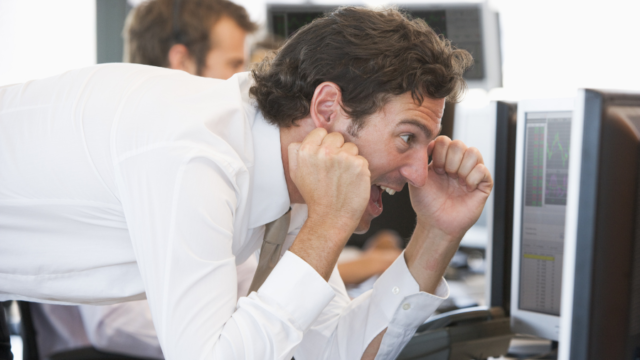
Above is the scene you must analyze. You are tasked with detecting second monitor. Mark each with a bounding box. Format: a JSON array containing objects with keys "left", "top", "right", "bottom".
[{"left": 510, "top": 98, "right": 575, "bottom": 341}]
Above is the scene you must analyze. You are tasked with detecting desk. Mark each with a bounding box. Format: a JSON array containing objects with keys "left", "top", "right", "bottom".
[{"left": 490, "top": 336, "right": 555, "bottom": 360}]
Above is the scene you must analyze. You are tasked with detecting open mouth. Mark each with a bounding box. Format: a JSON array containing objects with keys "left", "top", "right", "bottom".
[{"left": 367, "top": 184, "right": 396, "bottom": 217}]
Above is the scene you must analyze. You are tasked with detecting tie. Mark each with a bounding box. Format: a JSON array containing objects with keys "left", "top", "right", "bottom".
[{"left": 248, "top": 209, "right": 292, "bottom": 293}]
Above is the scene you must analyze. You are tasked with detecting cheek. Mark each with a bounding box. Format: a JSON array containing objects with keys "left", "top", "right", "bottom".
[{"left": 368, "top": 153, "right": 404, "bottom": 180}]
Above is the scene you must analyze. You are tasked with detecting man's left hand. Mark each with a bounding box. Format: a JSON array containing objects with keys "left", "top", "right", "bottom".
[
  {"left": 404, "top": 135, "right": 493, "bottom": 294},
  {"left": 410, "top": 135, "right": 493, "bottom": 239}
]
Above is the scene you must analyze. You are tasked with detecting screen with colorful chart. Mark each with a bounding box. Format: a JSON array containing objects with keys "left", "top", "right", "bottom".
[{"left": 519, "top": 111, "right": 572, "bottom": 316}]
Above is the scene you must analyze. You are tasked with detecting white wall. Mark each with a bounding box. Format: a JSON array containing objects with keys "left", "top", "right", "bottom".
[
  {"left": 253, "top": 0, "right": 640, "bottom": 100},
  {"left": 492, "top": 0, "right": 640, "bottom": 100},
  {"left": 1, "top": 0, "right": 639, "bottom": 95},
  {"left": 0, "top": 0, "right": 96, "bottom": 86}
]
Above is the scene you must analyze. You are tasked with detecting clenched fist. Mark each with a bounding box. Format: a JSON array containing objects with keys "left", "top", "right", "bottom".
[
  {"left": 410, "top": 136, "right": 493, "bottom": 240},
  {"left": 288, "top": 128, "right": 371, "bottom": 236}
]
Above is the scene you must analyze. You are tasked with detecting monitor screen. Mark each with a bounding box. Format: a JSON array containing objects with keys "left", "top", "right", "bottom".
[
  {"left": 267, "top": 5, "right": 486, "bottom": 80},
  {"left": 519, "top": 111, "right": 572, "bottom": 316}
]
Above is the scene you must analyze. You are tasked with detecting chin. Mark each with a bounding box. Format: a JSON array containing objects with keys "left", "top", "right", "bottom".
[
  {"left": 353, "top": 224, "right": 370, "bottom": 235},
  {"left": 353, "top": 212, "right": 377, "bottom": 234}
]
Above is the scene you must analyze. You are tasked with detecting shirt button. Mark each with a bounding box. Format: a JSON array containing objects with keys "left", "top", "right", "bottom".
[
  {"left": 392, "top": 286, "right": 399, "bottom": 294},
  {"left": 402, "top": 303, "right": 411, "bottom": 310}
]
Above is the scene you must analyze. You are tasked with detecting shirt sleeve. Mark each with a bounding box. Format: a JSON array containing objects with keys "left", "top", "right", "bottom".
[
  {"left": 294, "top": 250, "right": 449, "bottom": 360},
  {"left": 116, "top": 147, "right": 335, "bottom": 360}
]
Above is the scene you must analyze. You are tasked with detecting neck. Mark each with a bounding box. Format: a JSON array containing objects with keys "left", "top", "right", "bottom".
[{"left": 279, "top": 117, "right": 316, "bottom": 204}]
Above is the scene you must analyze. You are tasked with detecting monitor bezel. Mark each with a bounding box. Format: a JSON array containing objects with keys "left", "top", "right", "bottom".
[
  {"left": 559, "top": 89, "right": 640, "bottom": 360},
  {"left": 510, "top": 97, "right": 575, "bottom": 341},
  {"left": 558, "top": 89, "right": 591, "bottom": 359}
]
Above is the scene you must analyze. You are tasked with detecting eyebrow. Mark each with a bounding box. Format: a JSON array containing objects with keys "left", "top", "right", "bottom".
[{"left": 398, "top": 119, "right": 437, "bottom": 140}]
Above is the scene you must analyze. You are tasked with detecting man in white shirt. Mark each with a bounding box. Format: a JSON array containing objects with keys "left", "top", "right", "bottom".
[
  {"left": 0, "top": 6, "right": 489, "bottom": 360},
  {"left": 29, "top": 0, "right": 259, "bottom": 358}
]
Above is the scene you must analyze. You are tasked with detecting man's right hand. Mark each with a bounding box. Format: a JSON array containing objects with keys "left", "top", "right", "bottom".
[{"left": 288, "top": 128, "right": 371, "bottom": 246}]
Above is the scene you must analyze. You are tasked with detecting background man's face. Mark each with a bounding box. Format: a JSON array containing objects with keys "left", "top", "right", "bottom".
[{"left": 200, "top": 16, "right": 247, "bottom": 80}]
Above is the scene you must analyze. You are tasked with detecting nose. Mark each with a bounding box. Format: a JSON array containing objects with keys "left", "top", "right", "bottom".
[{"left": 399, "top": 150, "right": 429, "bottom": 187}]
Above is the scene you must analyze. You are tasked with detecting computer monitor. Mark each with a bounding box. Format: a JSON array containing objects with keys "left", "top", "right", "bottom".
[
  {"left": 485, "top": 101, "right": 517, "bottom": 314},
  {"left": 510, "top": 98, "right": 575, "bottom": 341},
  {"left": 452, "top": 100, "right": 516, "bottom": 309},
  {"left": 559, "top": 89, "right": 640, "bottom": 360},
  {"left": 266, "top": 0, "right": 502, "bottom": 89},
  {"left": 452, "top": 101, "right": 514, "bottom": 250}
]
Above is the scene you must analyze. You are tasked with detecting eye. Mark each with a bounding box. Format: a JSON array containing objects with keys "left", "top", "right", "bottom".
[{"left": 400, "top": 134, "right": 413, "bottom": 144}]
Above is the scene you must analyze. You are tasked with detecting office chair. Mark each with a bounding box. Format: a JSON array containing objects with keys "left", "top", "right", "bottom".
[{"left": 1, "top": 302, "right": 13, "bottom": 360}]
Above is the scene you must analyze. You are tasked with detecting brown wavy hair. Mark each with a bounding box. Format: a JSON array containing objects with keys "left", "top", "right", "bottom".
[
  {"left": 250, "top": 6, "right": 473, "bottom": 132},
  {"left": 126, "top": 0, "right": 257, "bottom": 74}
]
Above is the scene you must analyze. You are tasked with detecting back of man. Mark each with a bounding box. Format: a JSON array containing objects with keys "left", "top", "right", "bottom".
[
  {"left": 26, "top": 0, "right": 257, "bottom": 357},
  {"left": 0, "top": 62, "right": 289, "bottom": 359}
]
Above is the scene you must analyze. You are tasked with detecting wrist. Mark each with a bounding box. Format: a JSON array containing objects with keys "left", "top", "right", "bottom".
[
  {"left": 306, "top": 210, "right": 359, "bottom": 243},
  {"left": 404, "top": 223, "right": 461, "bottom": 294}
]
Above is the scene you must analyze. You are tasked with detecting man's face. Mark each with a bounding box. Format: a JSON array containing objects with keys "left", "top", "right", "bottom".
[
  {"left": 200, "top": 16, "right": 247, "bottom": 80},
  {"left": 334, "top": 93, "right": 444, "bottom": 233}
]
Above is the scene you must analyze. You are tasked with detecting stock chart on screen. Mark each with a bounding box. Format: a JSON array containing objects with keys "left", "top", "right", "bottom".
[{"left": 520, "top": 111, "right": 572, "bottom": 316}]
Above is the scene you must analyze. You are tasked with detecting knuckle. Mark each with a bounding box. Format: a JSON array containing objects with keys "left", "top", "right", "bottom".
[
  {"left": 344, "top": 142, "right": 357, "bottom": 152},
  {"left": 468, "top": 147, "right": 481, "bottom": 159},
  {"left": 465, "top": 149, "right": 479, "bottom": 162},
  {"left": 476, "top": 163, "right": 488, "bottom": 172},
  {"left": 299, "top": 143, "right": 313, "bottom": 153},
  {"left": 320, "top": 146, "right": 333, "bottom": 157},
  {"left": 450, "top": 139, "right": 467, "bottom": 151},
  {"left": 359, "top": 156, "right": 370, "bottom": 170},
  {"left": 330, "top": 132, "right": 344, "bottom": 140},
  {"left": 435, "top": 136, "right": 450, "bottom": 146},
  {"left": 337, "top": 150, "right": 350, "bottom": 161}
]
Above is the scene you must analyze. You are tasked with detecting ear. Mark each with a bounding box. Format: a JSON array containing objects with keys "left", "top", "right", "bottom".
[
  {"left": 309, "top": 82, "right": 344, "bottom": 131},
  {"left": 167, "top": 44, "right": 197, "bottom": 74}
]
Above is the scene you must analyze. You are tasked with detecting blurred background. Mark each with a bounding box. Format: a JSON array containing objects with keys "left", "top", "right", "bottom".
[{"left": 2, "top": 0, "right": 640, "bottom": 96}]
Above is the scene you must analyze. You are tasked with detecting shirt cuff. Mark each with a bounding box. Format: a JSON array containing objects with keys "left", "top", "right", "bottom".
[
  {"left": 373, "top": 250, "right": 449, "bottom": 328},
  {"left": 256, "top": 250, "right": 335, "bottom": 331}
]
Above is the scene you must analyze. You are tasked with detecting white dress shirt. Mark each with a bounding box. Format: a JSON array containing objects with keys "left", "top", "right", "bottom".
[
  {"left": 0, "top": 64, "right": 449, "bottom": 360},
  {"left": 31, "top": 255, "right": 258, "bottom": 359}
]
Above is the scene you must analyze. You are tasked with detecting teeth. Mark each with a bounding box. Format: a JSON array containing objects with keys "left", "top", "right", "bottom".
[{"left": 380, "top": 186, "right": 396, "bottom": 195}]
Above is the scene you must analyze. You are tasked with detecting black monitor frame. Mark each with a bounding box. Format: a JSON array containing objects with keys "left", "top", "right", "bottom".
[
  {"left": 265, "top": 3, "right": 497, "bottom": 85},
  {"left": 487, "top": 101, "right": 517, "bottom": 315},
  {"left": 561, "top": 89, "right": 640, "bottom": 360}
]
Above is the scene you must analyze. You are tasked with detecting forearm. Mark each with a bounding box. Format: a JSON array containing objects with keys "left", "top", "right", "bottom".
[
  {"left": 289, "top": 217, "right": 353, "bottom": 280},
  {"left": 295, "top": 254, "right": 448, "bottom": 360},
  {"left": 404, "top": 223, "right": 460, "bottom": 294}
]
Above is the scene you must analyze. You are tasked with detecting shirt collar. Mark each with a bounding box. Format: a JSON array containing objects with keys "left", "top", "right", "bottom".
[{"left": 246, "top": 86, "right": 291, "bottom": 228}]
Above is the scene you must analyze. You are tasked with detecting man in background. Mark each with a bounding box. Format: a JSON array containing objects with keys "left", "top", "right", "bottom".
[
  {"left": 125, "top": 0, "right": 256, "bottom": 79},
  {"left": 30, "top": 1, "right": 257, "bottom": 358}
]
